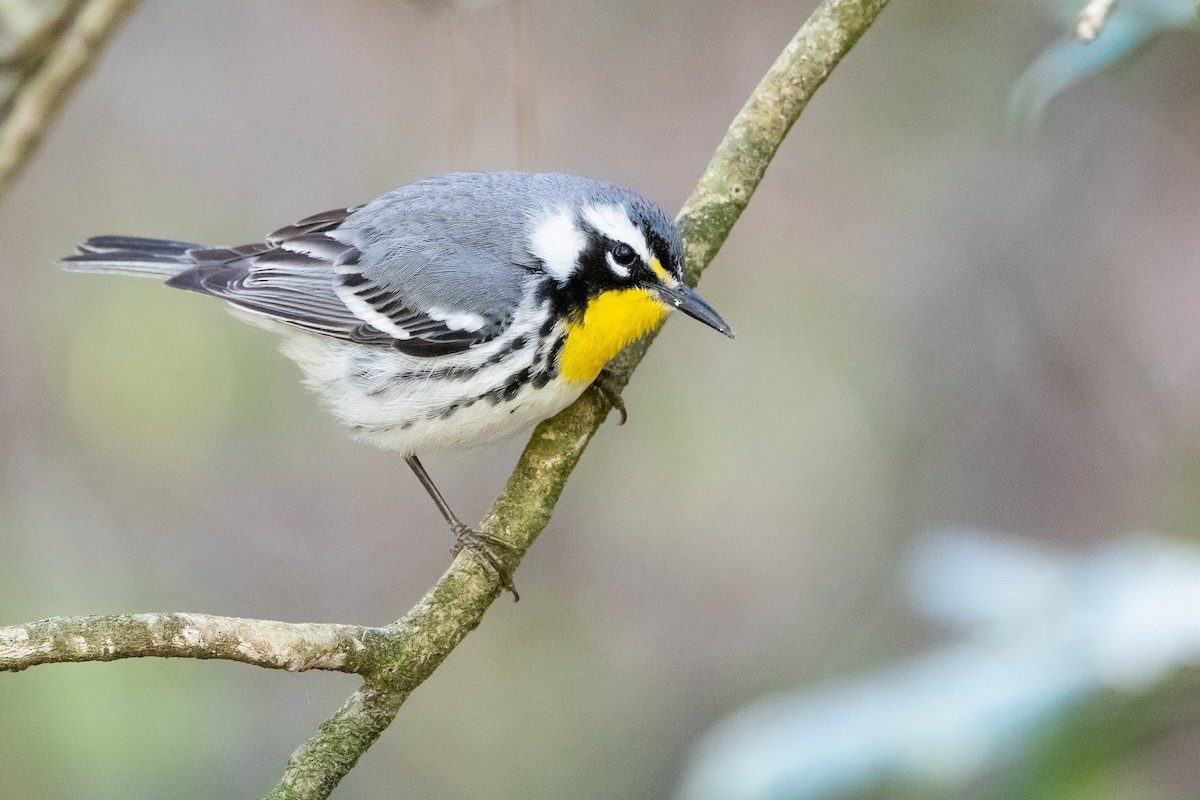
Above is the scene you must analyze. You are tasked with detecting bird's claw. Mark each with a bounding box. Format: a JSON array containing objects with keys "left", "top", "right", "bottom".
[
  {"left": 591, "top": 370, "right": 628, "bottom": 425},
  {"left": 451, "top": 524, "right": 520, "bottom": 601}
]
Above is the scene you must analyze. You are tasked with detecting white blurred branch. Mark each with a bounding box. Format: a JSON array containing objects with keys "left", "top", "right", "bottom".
[{"left": 1074, "top": 0, "right": 1119, "bottom": 42}]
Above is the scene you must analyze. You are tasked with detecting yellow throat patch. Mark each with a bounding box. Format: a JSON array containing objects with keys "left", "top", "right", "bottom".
[{"left": 558, "top": 288, "right": 668, "bottom": 384}]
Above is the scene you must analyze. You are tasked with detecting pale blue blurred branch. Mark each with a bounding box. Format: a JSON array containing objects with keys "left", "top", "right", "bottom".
[
  {"left": 678, "top": 530, "right": 1200, "bottom": 800},
  {"left": 1007, "top": 0, "right": 1198, "bottom": 136}
]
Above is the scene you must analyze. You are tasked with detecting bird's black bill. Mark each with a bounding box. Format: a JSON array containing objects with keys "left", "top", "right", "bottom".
[{"left": 654, "top": 283, "right": 734, "bottom": 338}]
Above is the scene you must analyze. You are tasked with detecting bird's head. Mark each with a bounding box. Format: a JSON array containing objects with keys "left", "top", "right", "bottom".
[
  {"left": 526, "top": 182, "right": 732, "bottom": 337},
  {"left": 524, "top": 179, "right": 732, "bottom": 385}
]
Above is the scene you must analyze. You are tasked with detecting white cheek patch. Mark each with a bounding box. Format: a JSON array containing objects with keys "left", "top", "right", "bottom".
[
  {"left": 583, "top": 204, "right": 651, "bottom": 265},
  {"left": 529, "top": 207, "right": 587, "bottom": 281}
]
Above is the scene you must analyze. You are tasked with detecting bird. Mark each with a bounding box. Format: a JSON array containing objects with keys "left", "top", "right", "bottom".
[{"left": 63, "top": 171, "right": 732, "bottom": 599}]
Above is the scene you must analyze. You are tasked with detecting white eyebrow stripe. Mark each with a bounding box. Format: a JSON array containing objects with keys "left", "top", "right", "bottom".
[
  {"left": 529, "top": 207, "right": 587, "bottom": 281},
  {"left": 583, "top": 204, "right": 651, "bottom": 265}
]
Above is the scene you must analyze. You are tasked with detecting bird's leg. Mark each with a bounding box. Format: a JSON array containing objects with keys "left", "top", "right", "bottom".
[
  {"left": 590, "top": 366, "right": 628, "bottom": 425},
  {"left": 405, "top": 454, "right": 519, "bottom": 601}
]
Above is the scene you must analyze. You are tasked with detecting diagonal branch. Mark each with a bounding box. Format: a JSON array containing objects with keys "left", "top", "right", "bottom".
[{"left": 269, "top": 1, "right": 892, "bottom": 797}]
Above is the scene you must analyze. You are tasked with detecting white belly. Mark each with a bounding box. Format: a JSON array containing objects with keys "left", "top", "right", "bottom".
[{"left": 252, "top": 314, "right": 587, "bottom": 455}]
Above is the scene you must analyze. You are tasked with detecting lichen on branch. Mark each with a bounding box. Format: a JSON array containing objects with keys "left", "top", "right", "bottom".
[{"left": 0, "top": 612, "right": 384, "bottom": 674}]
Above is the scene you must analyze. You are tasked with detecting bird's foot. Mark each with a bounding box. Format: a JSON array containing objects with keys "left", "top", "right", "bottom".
[
  {"left": 590, "top": 368, "right": 628, "bottom": 425},
  {"left": 451, "top": 524, "right": 520, "bottom": 601}
]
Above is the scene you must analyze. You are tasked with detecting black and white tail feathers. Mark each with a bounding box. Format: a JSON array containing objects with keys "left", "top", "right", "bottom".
[
  {"left": 60, "top": 234, "right": 370, "bottom": 340},
  {"left": 62, "top": 236, "right": 207, "bottom": 279},
  {"left": 62, "top": 224, "right": 503, "bottom": 355}
]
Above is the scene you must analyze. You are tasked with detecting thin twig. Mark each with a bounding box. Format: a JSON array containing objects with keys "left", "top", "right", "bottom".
[{"left": 0, "top": 0, "right": 140, "bottom": 198}]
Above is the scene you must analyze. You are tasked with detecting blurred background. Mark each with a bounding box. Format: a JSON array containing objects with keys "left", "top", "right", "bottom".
[{"left": 3, "top": 0, "right": 1200, "bottom": 798}]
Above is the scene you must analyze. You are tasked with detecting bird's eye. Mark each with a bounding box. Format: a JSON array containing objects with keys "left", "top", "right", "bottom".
[{"left": 611, "top": 243, "right": 637, "bottom": 267}]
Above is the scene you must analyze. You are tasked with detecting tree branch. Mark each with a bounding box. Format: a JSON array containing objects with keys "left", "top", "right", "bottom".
[
  {"left": 1, "top": 1, "right": 891, "bottom": 797},
  {"left": 0, "top": 613, "right": 383, "bottom": 674},
  {"left": 0, "top": 0, "right": 140, "bottom": 199},
  {"left": 269, "top": 1, "right": 892, "bottom": 796}
]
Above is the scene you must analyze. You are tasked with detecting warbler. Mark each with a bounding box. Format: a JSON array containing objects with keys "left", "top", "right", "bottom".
[{"left": 63, "top": 171, "right": 732, "bottom": 597}]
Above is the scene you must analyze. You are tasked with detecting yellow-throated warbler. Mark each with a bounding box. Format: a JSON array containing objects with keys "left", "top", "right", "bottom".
[{"left": 63, "top": 171, "right": 732, "bottom": 597}]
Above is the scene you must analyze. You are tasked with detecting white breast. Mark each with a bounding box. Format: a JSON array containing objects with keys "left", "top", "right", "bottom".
[{"left": 234, "top": 299, "right": 586, "bottom": 455}]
